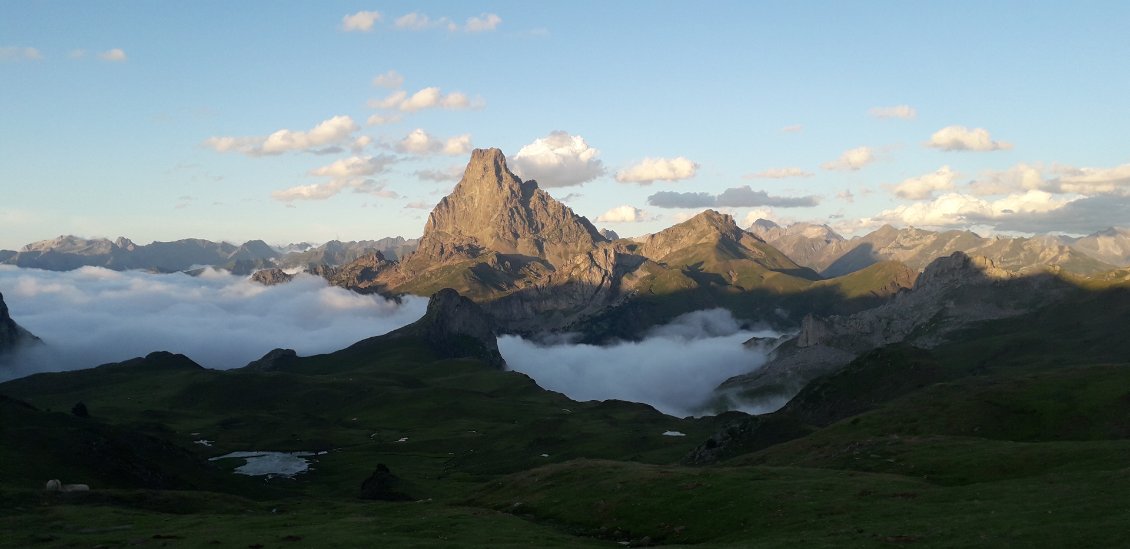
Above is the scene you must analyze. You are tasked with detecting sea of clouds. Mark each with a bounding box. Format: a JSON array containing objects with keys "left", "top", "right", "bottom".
[
  {"left": 1, "top": 267, "right": 778, "bottom": 417},
  {"left": 500, "top": 309, "right": 779, "bottom": 417},
  {"left": 0, "top": 266, "right": 428, "bottom": 381}
]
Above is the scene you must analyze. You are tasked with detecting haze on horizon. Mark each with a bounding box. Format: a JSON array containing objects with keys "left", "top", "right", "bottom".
[{"left": 2, "top": 2, "right": 1129, "bottom": 250}]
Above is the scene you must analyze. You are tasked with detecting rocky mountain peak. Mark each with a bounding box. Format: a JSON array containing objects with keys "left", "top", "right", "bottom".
[
  {"left": 409, "top": 148, "right": 605, "bottom": 268},
  {"left": 637, "top": 209, "right": 746, "bottom": 259}
]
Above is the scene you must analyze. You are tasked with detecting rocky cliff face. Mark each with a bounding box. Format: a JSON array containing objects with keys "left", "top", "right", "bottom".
[
  {"left": 0, "top": 292, "right": 39, "bottom": 357},
  {"left": 405, "top": 148, "right": 605, "bottom": 271},
  {"left": 719, "top": 252, "right": 1072, "bottom": 404},
  {"left": 386, "top": 288, "right": 505, "bottom": 368}
]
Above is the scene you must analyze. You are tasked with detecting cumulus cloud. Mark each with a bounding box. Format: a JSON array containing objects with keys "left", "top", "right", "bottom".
[
  {"left": 648, "top": 186, "right": 820, "bottom": 209},
  {"left": 394, "top": 128, "right": 472, "bottom": 156},
  {"left": 967, "top": 162, "right": 1130, "bottom": 197},
  {"left": 615, "top": 157, "right": 698, "bottom": 184},
  {"left": 392, "top": 12, "right": 500, "bottom": 32},
  {"left": 394, "top": 12, "right": 457, "bottom": 31},
  {"left": 272, "top": 154, "right": 399, "bottom": 202},
  {"left": 351, "top": 135, "right": 373, "bottom": 153},
  {"left": 272, "top": 178, "right": 397, "bottom": 202},
  {"left": 465, "top": 13, "right": 502, "bottom": 32},
  {"left": 859, "top": 190, "right": 1073, "bottom": 231},
  {"left": 968, "top": 163, "right": 1045, "bottom": 196},
  {"left": 98, "top": 48, "right": 127, "bottom": 62},
  {"left": 204, "top": 115, "right": 360, "bottom": 157},
  {"left": 596, "top": 205, "right": 653, "bottom": 223},
  {"left": 369, "top": 87, "right": 481, "bottom": 112},
  {"left": 0, "top": 267, "right": 427, "bottom": 380},
  {"left": 372, "top": 69, "right": 404, "bottom": 88},
  {"left": 0, "top": 46, "right": 43, "bottom": 62},
  {"left": 821, "top": 146, "right": 876, "bottom": 171},
  {"left": 1050, "top": 163, "right": 1130, "bottom": 195},
  {"left": 308, "top": 155, "right": 396, "bottom": 178},
  {"left": 869, "top": 105, "right": 917, "bottom": 119},
  {"left": 927, "top": 125, "right": 1012, "bottom": 152},
  {"left": 983, "top": 195, "right": 1130, "bottom": 234},
  {"left": 510, "top": 131, "right": 606, "bottom": 187},
  {"left": 342, "top": 10, "right": 381, "bottom": 32},
  {"left": 366, "top": 113, "right": 401, "bottom": 126},
  {"left": 891, "top": 165, "right": 960, "bottom": 200},
  {"left": 414, "top": 165, "right": 464, "bottom": 182},
  {"left": 745, "top": 167, "right": 813, "bottom": 179},
  {"left": 500, "top": 309, "right": 778, "bottom": 417}
]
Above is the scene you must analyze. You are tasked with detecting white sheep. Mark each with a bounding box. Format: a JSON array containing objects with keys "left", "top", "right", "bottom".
[{"left": 45, "top": 479, "right": 90, "bottom": 492}]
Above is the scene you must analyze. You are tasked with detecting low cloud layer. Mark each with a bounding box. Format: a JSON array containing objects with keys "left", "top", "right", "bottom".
[
  {"left": 499, "top": 309, "right": 777, "bottom": 417},
  {"left": 0, "top": 267, "right": 427, "bottom": 381}
]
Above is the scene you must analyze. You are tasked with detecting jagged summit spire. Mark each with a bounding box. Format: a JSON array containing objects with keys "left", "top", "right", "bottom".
[{"left": 410, "top": 148, "right": 605, "bottom": 268}]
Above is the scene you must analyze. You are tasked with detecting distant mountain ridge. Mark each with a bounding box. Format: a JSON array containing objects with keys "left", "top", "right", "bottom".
[
  {"left": 749, "top": 219, "right": 1122, "bottom": 276},
  {"left": 1, "top": 235, "right": 418, "bottom": 273}
]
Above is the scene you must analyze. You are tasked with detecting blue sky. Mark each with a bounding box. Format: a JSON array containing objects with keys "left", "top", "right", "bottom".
[{"left": 2, "top": 1, "right": 1129, "bottom": 249}]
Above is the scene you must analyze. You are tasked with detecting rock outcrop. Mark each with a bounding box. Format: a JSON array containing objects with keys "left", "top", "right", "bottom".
[
  {"left": 243, "top": 348, "right": 299, "bottom": 371},
  {"left": 719, "top": 252, "right": 1072, "bottom": 404},
  {"left": 385, "top": 288, "right": 506, "bottom": 368},
  {"left": 250, "top": 268, "right": 295, "bottom": 286},
  {"left": 0, "top": 292, "right": 39, "bottom": 357}
]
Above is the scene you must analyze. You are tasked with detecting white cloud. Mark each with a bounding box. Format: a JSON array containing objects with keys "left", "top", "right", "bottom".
[
  {"left": 394, "top": 12, "right": 457, "bottom": 31},
  {"left": 0, "top": 267, "right": 426, "bottom": 379},
  {"left": 742, "top": 207, "right": 777, "bottom": 227},
  {"left": 596, "top": 205, "right": 652, "bottom": 223},
  {"left": 414, "top": 165, "right": 464, "bottom": 182},
  {"left": 98, "top": 48, "right": 127, "bottom": 62},
  {"left": 371, "top": 70, "right": 404, "bottom": 88},
  {"left": 500, "top": 309, "right": 780, "bottom": 417},
  {"left": 615, "top": 157, "right": 698, "bottom": 184},
  {"left": 821, "top": 146, "right": 876, "bottom": 171},
  {"left": 366, "top": 113, "right": 401, "bottom": 126},
  {"left": 204, "top": 115, "right": 360, "bottom": 157},
  {"left": 968, "top": 163, "right": 1045, "bottom": 196},
  {"left": 927, "top": 125, "right": 1012, "bottom": 152},
  {"left": 967, "top": 162, "right": 1130, "bottom": 197},
  {"left": 1051, "top": 163, "right": 1130, "bottom": 195},
  {"left": 392, "top": 12, "right": 500, "bottom": 32},
  {"left": 272, "top": 178, "right": 397, "bottom": 202},
  {"left": 342, "top": 10, "right": 381, "bottom": 32},
  {"left": 465, "top": 13, "right": 502, "bottom": 32},
  {"left": 351, "top": 135, "right": 373, "bottom": 153},
  {"left": 745, "top": 167, "right": 812, "bottom": 179},
  {"left": 369, "top": 87, "right": 481, "bottom": 112},
  {"left": 861, "top": 190, "right": 1072, "bottom": 230},
  {"left": 510, "top": 131, "right": 606, "bottom": 187},
  {"left": 781, "top": 124, "right": 803, "bottom": 133},
  {"left": 869, "top": 105, "right": 917, "bottom": 119},
  {"left": 394, "top": 128, "right": 472, "bottom": 156},
  {"left": 308, "top": 155, "right": 395, "bottom": 178},
  {"left": 68, "top": 49, "right": 86, "bottom": 59},
  {"left": 891, "top": 166, "right": 960, "bottom": 200},
  {"left": 0, "top": 46, "right": 43, "bottom": 62}
]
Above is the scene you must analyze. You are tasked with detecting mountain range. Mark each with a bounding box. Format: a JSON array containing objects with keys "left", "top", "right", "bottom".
[{"left": 0, "top": 235, "right": 418, "bottom": 274}]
